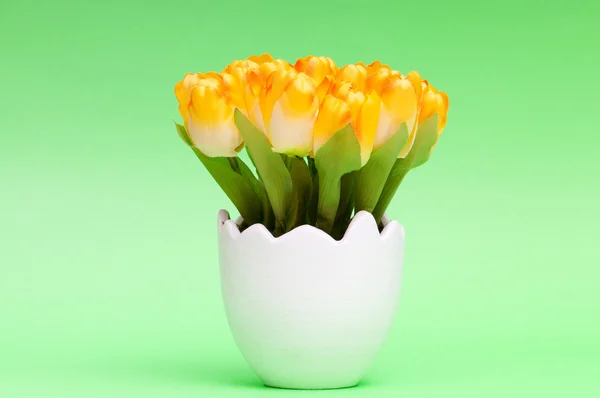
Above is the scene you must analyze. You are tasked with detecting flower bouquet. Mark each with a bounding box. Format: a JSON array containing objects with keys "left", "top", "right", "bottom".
[{"left": 174, "top": 54, "right": 448, "bottom": 389}]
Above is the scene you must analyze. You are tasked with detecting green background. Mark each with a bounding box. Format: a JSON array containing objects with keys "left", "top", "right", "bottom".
[{"left": 1, "top": 0, "right": 599, "bottom": 396}]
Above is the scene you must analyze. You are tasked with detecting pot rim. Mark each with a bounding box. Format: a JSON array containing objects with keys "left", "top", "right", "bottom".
[{"left": 218, "top": 209, "right": 404, "bottom": 244}]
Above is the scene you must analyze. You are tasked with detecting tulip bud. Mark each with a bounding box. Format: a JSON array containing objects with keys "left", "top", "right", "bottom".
[
  {"left": 419, "top": 80, "right": 449, "bottom": 131},
  {"left": 417, "top": 80, "right": 449, "bottom": 155},
  {"left": 247, "top": 53, "right": 276, "bottom": 64},
  {"left": 333, "top": 63, "right": 369, "bottom": 92},
  {"left": 241, "top": 58, "right": 295, "bottom": 133},
  {"left": 221, "top": 64, "right": 257, "bottom": 116},
  {"left": 258, "top": 70, "right": 319, "bottom": 157},
  {"left": 174, "top": 72, "right": 242, "bottom": 157},
  {"left": 335, "top": 85, "right": 381, "bottom": 166},
  {"left": 294, "top": 56, "right": 338, "bottom": 102},
  {"left": 365, "top": 65, "right": 401, "bottom": 93},
  {"left": 370, "top": 71, "right": 422, "bottom": 157}
]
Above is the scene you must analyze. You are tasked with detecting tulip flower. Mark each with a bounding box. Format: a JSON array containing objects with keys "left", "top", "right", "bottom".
[
  {"left": 331, "top": 82, "right": 381, "bottom": 166},
  {"left": 294, "top": 56, "right": 338, "bottom": 102},
  {"left": 172, "top": 54, "right": 449, "bottom": 236},
  {"left": 368, "top": 71, "right": 422, "bottom": 157},
  {"left": 420, "top": 80, "right": 449, "bottom": 132},
  {"left": 221, "top": 55, "right": 292, "bottom": 119},
  {"left": 257, "top": 69, "right": 319, "bottom": 157},
  {"left": 365, "top": 60, "right": 387, "bottom": 75},
  {"left": 364, "top": 64, "right": 401, "bottom": 93},
  {"left": 333, "top": 63, "right": 368, "bottom": 92},
  {"left": 409, "top": 80, "right": 449, "bottom": 164},
  {"left": 174, "top": 72, "right": 242, "bottom": 157},
  {"left": 241, "top": 59, "right": 295, "bottom": 133},
  {"left": 221, "top": 62, "right": 258, "bottom": 116}
]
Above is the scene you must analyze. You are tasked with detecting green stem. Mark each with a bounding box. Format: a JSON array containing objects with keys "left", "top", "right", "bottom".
[
  {"left": 331, "top": 171, "right": 357, "bottom": 240},
  {"left": 372, "top": 160, "right": 411, "bottom": 224},
  {"left": 316, "top": 173, "right": 341, "bottom": 233},
  {"left": 228, "top": 157, "right": 241, "bottom": 174},
  {"left": 307, "top": 159, "right": 319, "bottom": 226}
]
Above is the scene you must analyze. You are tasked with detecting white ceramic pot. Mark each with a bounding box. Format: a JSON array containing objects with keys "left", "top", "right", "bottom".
[{"left": 217, "top": 209, "right": 405, "bottom": 390}]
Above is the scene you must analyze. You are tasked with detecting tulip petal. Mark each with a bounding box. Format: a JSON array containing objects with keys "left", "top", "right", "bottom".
[
  {"left": 187, "top": 119, "right": 241, "bottom": 157},
  {"left": 247, "top": 53, "right": 275, "bottom": 64},
  {"left": 313, "top": 95, "right": 351, "bottom": 156},
  {"left": 294, "top": 56, "right": 338, "bottom": 85},
  {"left": 245, "top": 70, "right": 266, "bottom": 131},
  {"left": 315, "top": 76, "right": 332, "bottom": 102},
  {"left": 266, "top": 73, "right": 318, "bottom": 156},
  {"left": 259, "top": 69, "right": 296, "bottom": 132},
  {"left": 355, "top": 91, "right": 381, "bottom": 166},
  {"left": 379, "top": 78, "right": 418, "bottom": 125},
  {"left": 336, "top": 64, "right": 368, "bottom": 91},
  {"left": 270, "top": 102, "right": 316, "bottom": 156}
]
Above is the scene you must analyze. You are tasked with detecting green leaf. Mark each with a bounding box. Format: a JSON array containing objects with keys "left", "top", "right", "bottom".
[
  {"left": 174, "top": 121, "right": 194, "bottom": 147},
  {"left": 370, "top": 114, "right": 439, "bottom": 223},
  {"left": 355, "top": 123, "right": 409, "bottom": 214},
  {"left": 239, "top": 152, "right": 276, "bottom": 231},
  {"left": 409, "top": 114, "right": 439, "bottom": 169},
  {"left": 232, "top": 156, "right": 273, "bottom": 229},
  {"left": 371, "top": 159, "right": 411, "bottom": 224},
  {"left": 285, "top": 156, "right": 313, "bottom": 231},
  {"left": 314, "top": 124, "right": 362, "bottom": 233},
  {"left": 234, "top": 110, "right": 293, "bottom": 232},
  {"left": 174, "top": 123, "right": 263, "bottom": 225}
]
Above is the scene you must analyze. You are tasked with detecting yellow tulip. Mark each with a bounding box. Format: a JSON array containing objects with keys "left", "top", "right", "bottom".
[
  {"left": 220, "top": 54, "right": 288, "bottom": 118},
  {"left": 256, "top": 69, "right": 319, "bottom": 156},
  {"left": 174, "top": 72, "right": 242, "bottom": 157},
  {"left": 221, "top": 63, "right": 257, "bottom": 116},
  {"left": 294, "top": 56, "right": 338, "bottom": 102},
  {"left": 365, "top": 64, "right": 402, "bottom": 93},
  {"left": 333, "top": 63, "right": 368, "bottom": 92},
  {"left": 369, "top": 71, "right": 422, "bottom": 157},
  {"left": 417, "top": 80, "right": 449, "bottom": 154},
  {"left": 242, "top": 58, "right": 295, "bottom": 132},
  {"left": 223, "top": 59, "right": 259, "bottom": 73},
  {"left": 174, "top": 55, "right": 448, "bottom": 164},
  {"left": 365, "top": 60, "right": 386, "bottom": 75},
  {"left": 247, "top": 53, "right": 276, "bottom": 64},
  {"left": 419, "top": 80, "right": 449, "bottom": 131},
  {"left": 244, "top": 69, "right": 266, "bottom": 131},
  {"left": 333, "top": 83, "right": 381, "bottom": 165}
]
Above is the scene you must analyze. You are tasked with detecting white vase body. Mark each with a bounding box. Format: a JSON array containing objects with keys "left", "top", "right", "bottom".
[{"left": 217, "top": 210, "right": 405, "bottom": 390}]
